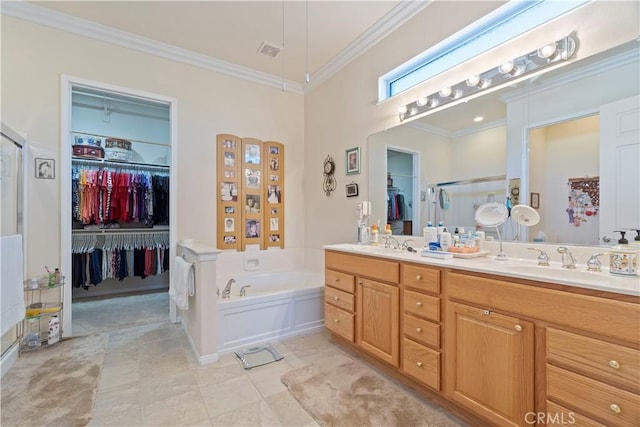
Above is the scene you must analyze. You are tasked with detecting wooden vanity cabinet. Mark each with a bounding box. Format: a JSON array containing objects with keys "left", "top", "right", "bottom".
[
  {"left": 401, "top": 263, "right": 442, "bottom": 391},
  {"left": 446, "top": 300, "right": 534, "bottom": 426},
  {"left": 324, "top": 250, "right": 640, "bottom": 427},
  {"left": 325, "top": 250, "right": 400, "bottom": 366}
]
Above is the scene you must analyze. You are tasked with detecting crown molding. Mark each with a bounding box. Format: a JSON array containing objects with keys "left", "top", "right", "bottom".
[
  {"left": 1, "top": 1, "right": 305, "bottom": 94},
  {"left": 304, "top": 0, "right": 432, "bottom": 92},
  {"left": 406, "top": 121, "right": 451, "bottom": 139},
  {"left": 501, "top": 45, "right": 639, "bottom": 104},
  {"left": 452, "top": 118, "right": 506, "bottom": 138},
  {"left": 3, "top": 0, "right": 429, "bottom": 96}
]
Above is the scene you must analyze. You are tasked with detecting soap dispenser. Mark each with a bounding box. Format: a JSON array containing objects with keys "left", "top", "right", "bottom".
[{"left": 609, "top": 230, "right": 639, "bottom": 276}]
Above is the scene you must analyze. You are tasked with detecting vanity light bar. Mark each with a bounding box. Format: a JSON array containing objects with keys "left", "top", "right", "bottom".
[{"left": 398, "top": 35, "right": 577, "bottom": 122}]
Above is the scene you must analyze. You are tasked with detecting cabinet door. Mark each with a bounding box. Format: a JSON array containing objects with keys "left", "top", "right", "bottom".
[
  {"left": 357, "top": 278, "right": 399, "bottom": 367},
  {"left": 446, "top": 302, "right": 534, "bottom": 427}
]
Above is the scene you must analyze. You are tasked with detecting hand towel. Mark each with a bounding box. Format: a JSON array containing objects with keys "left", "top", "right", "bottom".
[
  {"left": 170, "top": 256, "right": 194, "bottom": 310},
  {"left": 1, "top": 235, "right": 25, "bottom": 336}
]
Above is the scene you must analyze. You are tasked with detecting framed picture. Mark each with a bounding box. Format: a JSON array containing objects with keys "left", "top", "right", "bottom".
[
  {"left": 531, "top": 192, "right": 540, "bottom": 209},
  {"left": 245, "top": 219, "right": 260, "bottom": 238},
  {"left": 346, "top": 183, "right": 359, "bottom": 197},
  {"left": 35, "top": 157, "right": 55, "bottom": 179},
  {"left": 346, "top": 147, "right": 360, "bottom": 175}
]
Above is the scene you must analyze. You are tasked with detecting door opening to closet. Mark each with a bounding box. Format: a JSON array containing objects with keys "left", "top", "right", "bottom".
[
  {"left": 386, "top": 148, "right": 419, "bottom": 235},
  {"left": 61, "top": 78, "right": 177, "bottom": 337}
]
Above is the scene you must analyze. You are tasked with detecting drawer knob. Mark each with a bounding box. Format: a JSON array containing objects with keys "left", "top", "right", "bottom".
[
  {"left": 609, "top": 360, "right": 620, "bottom": 369},
  {"left": 334, "top": 319, "right": 339, "bottom": 323},
  {"left": 610, "top": 404, "right": 621, "bottom": 414},
  {"left": 514, "top": 324, "right": 522, "bottom": 332},
  {"left": 416, "top": 327, "right": 422, "bottom": 333},
  {"left": 416, "top": 301, "right": 423, "bottom": 307},
  {"left": 358, "top": 281, "right": 363, "bottom": 285},
  {"left": 415, "top": 275, "right": 422, "bottom": 280},
  {"left": 334, "top": 296, "right": 339, "bottom": 301},
  {"left": 416, "top": 362, "right": 423, "bottom": 368}
]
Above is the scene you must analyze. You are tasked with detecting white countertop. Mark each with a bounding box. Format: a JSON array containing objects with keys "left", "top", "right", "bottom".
[{"left": 324, "top": 243, "right": 640, "bottom": 297}]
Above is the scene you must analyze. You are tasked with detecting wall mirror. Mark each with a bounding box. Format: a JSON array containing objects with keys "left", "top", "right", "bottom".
[{"left": 368, "top": 40, "right": 639, "bottom": 246}]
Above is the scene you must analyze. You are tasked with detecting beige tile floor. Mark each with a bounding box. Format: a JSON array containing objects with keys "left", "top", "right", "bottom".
[
  {"left": 88, "top": 322, "right": 345, "bottom": 426},
  {"left": 71, "top": 292, "right": 462, "bottom": 427}
]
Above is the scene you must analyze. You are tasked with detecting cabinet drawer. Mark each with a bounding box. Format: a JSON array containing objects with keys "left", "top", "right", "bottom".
[
  {"left": 325, "top": 269, "right": 355, "bottom": 294},
  {"left": 545, "top": 401, "right": 607, "bottom": 427},
  {"left": 403, "top": 264, "right": 440, "bottom": 294},
  {"left": 325, "top": 250, "right": 400, "bottom": 283},
  {"left": 403, "top": 314, "right": 440, "bottom": 348},
  {"left": 324, "top": 303, "right": 354, "bottom": 342},
  {"left": 403, "top": 338, "right": 440, "bottom": 390},
  {"left": 547, "top": 364, "right": 640, "bottom": 426},
  {"left": 325, "top": 286, "right": 354, "bottom": 312},
  {"left": 547, "top": 328, "right": 640, "bottom": 391},
  {"left": 403, "top": 290, "right": 440, "bottom": 322}
]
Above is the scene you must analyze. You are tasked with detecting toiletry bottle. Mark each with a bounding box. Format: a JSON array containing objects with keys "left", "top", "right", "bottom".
[
  {"left": 441, "top": 231, "right": 452, "bottom": 252},
  {"left": 384, "top": 224, "right": 392, "bottom": 235},
  {"left": 54, "top": 268, "right": 61, "bottom": 284},
  {"left": 609, "top": 231, "right": 639, "bottom": 276},
  {"left": 370, "top": 224, "right": 379, "bottom": 245},
  {"left": 423, "top": 226, "right": 437, "bottom": 248}
]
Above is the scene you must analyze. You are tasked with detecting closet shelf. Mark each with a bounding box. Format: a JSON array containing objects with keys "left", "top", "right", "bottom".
[{"left": 71, "top": 130, "right": 170, "bottom": 148}]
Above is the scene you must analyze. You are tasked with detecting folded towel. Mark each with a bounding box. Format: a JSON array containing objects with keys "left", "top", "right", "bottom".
[{"left": 170, "top": 256, "right": 195, "bottom": 310}]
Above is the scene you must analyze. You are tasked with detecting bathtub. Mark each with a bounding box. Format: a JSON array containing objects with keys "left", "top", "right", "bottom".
[{"left": 216, "top": 271, "right": 325, "bottom": 353}]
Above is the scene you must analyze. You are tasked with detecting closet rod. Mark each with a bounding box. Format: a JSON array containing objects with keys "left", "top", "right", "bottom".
[
  {"left": 70, "top": 129, "right": 170, "bottom": 148},
  {"left": 72, "top": 157, "right": 169, "bottom": 172},
  {"left": 389, "top": 173, "right": 414, "bottom": 179},
  {"left": 73, "top": 226, "right": 169, "bottom": 234},
  {"left": 430, "top": 174, "right": 506, "bottom": 188}
]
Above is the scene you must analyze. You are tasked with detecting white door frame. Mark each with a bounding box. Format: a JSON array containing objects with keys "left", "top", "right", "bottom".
[
  {"left": 386, "top": 145, "right": 421, "bottom": 234},
  {"left": 60, "top": 75, "right": 178, "bottom": 337}
]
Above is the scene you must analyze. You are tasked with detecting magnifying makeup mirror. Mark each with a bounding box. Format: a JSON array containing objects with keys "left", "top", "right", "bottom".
[
  {"left": 511, "top": 204, "right": 541, "bottom": 240},
  {"left": 475, "top": 202, "right": 509, "bottom": 260}
]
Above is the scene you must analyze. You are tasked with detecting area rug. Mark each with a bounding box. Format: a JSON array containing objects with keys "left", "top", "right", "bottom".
[
  {"left": 1, "top": 333, "right": 108, "bottom": 427},
  {"left": 281, "top": 354, "right": 463, "bottom": 427}
]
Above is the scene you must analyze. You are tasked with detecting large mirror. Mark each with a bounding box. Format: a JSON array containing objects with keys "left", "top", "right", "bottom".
[{"left": 369, "top": 40, "right": 639, "bottom": 246}]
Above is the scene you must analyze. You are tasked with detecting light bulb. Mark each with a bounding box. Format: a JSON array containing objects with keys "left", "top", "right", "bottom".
[
  {"left": 537, "top": 42, "right": 558, "bottom": 59},
  {"left": 439, "top": 87, "right": 452, "bottom": 97},
  {"left": 466, "top": 75, "right": 480, "bottom": 87},
  {"left": 399, "top": 105, "right": 408, "bottom": 115},
  {"left": 416, "top": 97, "right": 428, "bottom": 107},
  {"left": 499, "top": 61, "right": 515, "bottom": 74},
  {"left": 410, "top": 107, "right": 418, "bottom": 116}
]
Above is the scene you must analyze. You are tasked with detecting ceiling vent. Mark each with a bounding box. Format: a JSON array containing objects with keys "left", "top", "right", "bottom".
[{"left": 257, "top": 41, "right": 282, "bottom": 58}]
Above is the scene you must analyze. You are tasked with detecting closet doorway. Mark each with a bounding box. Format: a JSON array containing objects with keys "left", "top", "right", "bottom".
[
  {"left": 60, "top": 77, "right": 178, "bottom": 337},
  {"left": 386, "top": 148, "right": 419, "bottom": 235}
]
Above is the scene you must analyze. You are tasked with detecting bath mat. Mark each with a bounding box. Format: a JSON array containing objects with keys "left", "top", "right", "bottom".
[
  {"left": 281, "top": 354, "right": 463, "bottom": 427},
  {"left": 235, "top": 344, "right": 284, "bottom": 369}
]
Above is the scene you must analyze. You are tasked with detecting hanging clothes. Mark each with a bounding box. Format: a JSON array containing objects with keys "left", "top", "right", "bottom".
[{"left": 387, "top": 188, "right": 405, "bottom": 221}]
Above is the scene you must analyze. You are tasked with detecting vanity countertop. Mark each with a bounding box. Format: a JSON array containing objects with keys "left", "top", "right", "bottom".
[{"left": 324, "top": 243, "right": 640, "bottom": 297}]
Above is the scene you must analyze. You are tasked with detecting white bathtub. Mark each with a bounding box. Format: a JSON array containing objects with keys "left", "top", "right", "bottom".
[{"left": 216, "top": 271, "right": 325, "bottom": 353}]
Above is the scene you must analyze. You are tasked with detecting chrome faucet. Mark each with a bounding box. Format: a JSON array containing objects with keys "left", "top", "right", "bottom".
[
  {"left": 557, "top": 246, "right": 577, "bottom": 269},
  {"left": 401, "top": 239, "right": 414, "bottom": 251},
  {"left": 383, "top": 235, "right": 400, "bottom": 249},
  {"left": 221, "top": 278, "right": 236, "bottom": 298},
  {"left": 586, "top": 253, "right": 609, "bottom": 272},
  {"left": 528, "top": 248, "right": 550, "bottom": 266},
  {"left": 239, "top": 285, "right": 251, "bottom": 297}
]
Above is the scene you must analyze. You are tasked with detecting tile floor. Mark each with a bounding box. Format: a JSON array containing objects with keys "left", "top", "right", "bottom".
[
  {"left": 89, "top": 322, "right": 338, "bottom": 426},
  {"left": 69, "top": 292, "right": 462, "bottom": 426}
]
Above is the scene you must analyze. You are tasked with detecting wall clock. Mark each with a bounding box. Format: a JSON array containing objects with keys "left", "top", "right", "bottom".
[{"left": 323, "top": 155, "right": 336, "bottom": 196}]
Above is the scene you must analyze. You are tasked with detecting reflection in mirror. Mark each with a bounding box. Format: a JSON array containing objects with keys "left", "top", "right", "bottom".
[{"left": 368, "top": 40, "right": 639, "bottom": 245}]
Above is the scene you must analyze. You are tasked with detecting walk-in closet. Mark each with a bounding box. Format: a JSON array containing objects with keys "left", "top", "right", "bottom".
[{"left": 62, "top": 81, "right": 176, "bottom": 336}]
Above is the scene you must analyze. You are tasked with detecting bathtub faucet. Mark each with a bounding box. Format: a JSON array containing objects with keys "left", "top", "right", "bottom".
[
  {"left": 239, "top": 285, "right": 251, "bottom": 297},
  {"left": 221, "top": 278, "right": 236, "bottom": 298}
]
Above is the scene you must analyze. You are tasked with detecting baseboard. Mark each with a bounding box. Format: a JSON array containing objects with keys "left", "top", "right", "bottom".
[
  {"left": 181, "top": 321, "right": 219, "bottom": 365},
  {"left": 1, "top": 343, "right": 20, "bottom": 379}
]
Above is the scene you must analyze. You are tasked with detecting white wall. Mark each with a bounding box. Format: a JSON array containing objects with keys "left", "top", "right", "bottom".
[
  {"left": 1, "top": 16, "right": 304, "bottom": 279},
  {"left": 305, "top": 0, "right": 639, "bottom": 249}
]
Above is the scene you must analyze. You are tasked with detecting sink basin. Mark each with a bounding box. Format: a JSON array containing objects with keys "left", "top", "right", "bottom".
[{"left": 502, "top": 265, "right": 610, "bottom": 283}]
